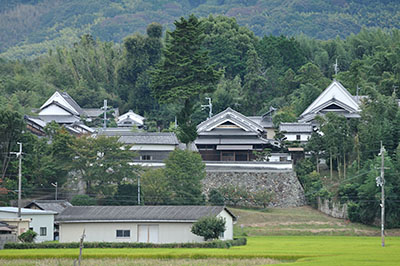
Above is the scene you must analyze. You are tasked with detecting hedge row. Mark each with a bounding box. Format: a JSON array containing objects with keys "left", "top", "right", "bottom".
[{"left": 4, "top": 238, "right": 246, "bottom": 249}]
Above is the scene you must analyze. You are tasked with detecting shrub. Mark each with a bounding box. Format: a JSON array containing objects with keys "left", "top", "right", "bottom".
[
  {"left": 191, "top": 216, "right": 226, "bottom": 241},
  {"left": 70, "top": 194, "right": 97, "bottom": 206},
  {"left": 18, "top": 230, "right": 37, "bottom": 243},
  {"left": 208, "top": 189, "right": 225, "bottom": 206},
  {"left": 253, "top": 190, "right": 273, "bottom": 209},
  {"left": 4, "top": 238, "right": 247, "bottom": 249},
  {"left": 219, "top": 185, "right": 248, "bottom": 207}
]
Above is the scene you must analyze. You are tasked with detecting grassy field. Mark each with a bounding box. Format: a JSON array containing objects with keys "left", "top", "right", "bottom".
[
  {"left": 233, "top": 206, "right": 400, "bottom": 236},
  {"left": 0, "top": 236, "right": 399, "bottom": 265},
  {"left": 1, "top": 207, "right": 399, "bottom": 265}
]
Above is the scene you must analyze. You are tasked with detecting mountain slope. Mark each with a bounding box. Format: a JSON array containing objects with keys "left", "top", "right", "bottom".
[{"left": 1, "top": 0, "right": 400, "bottom": 59}]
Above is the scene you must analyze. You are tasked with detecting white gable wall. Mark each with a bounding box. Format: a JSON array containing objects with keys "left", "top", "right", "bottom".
[
  {"left": 40, "top": 92, "right": 79, "bottom": 115},
  {"left": 301, "top": 81, "right": 359, "bottom": 117},
  {"left": 39, "top": 104, "right": 73, "bottom": 116}
]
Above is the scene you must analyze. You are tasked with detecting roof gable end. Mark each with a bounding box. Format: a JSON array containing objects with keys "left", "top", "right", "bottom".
[
  {"left": 300, "top": 80, "right": 360, "bottom": 118},
  {"left": 197, "top": 108, "right": 264, "bottom": 133}
]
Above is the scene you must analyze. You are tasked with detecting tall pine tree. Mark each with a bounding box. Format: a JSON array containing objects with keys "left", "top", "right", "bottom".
[{"left": 151, "top": 14, "right": 221, "bottom": 145}]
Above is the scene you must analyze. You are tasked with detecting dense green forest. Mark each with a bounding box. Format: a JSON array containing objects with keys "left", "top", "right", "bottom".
[
  {"left": 2, "top": 0, "right": 400, "bottom": 59},
  {"left": 1, "top": 12, "right": 400, "bottom": 227}
]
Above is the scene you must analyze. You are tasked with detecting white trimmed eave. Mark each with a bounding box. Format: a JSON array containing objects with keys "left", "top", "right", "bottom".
[
  {"left": 40, "top": 91, "right": 80, "bottom": 115},
  {"left": 300, "top": 80, "right": 360, "bottom": 118},
  {"left": 197, "top": 109, "right": 264, "bottom": 133}
]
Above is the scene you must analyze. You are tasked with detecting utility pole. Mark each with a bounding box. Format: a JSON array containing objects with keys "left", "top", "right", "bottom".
[
  {"left": 51, "top": 182, "right": 58, "bottom": 200},
  {"left": 103, "top": 99, "right": 108, "bottom": 129},
  {"left": 376, "top": 141, "right": 385, "bottom": 247},
  {"left": 333, "top": 58, "right": 339, "bottom": 76},
  {"left": 137, "top": 175, "right": 141, "bottom": 205},
  {"left": 10, "top": 142, "right": 22, "bottom": 235},
  {"left": 201, "top": 97, "right": 213, "bottom": 119}
]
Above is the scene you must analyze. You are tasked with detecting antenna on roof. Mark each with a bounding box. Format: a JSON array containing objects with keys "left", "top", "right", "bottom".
[{"left": 333, "top": 58, "right": 339, "bottom": 76}]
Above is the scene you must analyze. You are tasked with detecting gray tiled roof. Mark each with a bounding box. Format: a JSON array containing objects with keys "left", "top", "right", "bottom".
[
  {"left": 57, "top": 206, "right": 235, "bottom": 222},
  {"left": 25, "top": 200, "right": 73, "bottom": 214},
  {"left": 60, "top": 92, "right": 84, "bottom": 115},
  {"left": 119, "top": 132, "right": 179, "bottom": 145},
  {"left": 279, "top": 122, "right": 313, "bottom": 133}
]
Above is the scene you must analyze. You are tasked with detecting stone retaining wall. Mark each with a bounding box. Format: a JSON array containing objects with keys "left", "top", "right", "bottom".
[
  {"left": 202, "top": 170, "right": 306, "bottom": 207},
  {"left": 317, "top": 197, "right": 348, "bottom": 219}
]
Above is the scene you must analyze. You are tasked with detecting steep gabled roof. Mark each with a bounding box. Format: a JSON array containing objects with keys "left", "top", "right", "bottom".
[
  {"left": 40, "top": 91, "right": 83, "bottom": 116},
  {"left": 25, "top": 200, "right": 73, "bottom": 214},
  {"left": 197, "top": 107, "right": 264, "bottom": 134},
  {"left": 118, "top": 110, "right": 145, "bottom": 124},
  {"left": 300, "top": 80, "right": 360, "bottom": 119}
]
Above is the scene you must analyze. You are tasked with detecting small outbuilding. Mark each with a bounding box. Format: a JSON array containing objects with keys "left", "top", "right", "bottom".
[
  {"left": 0, "top": 207, "right": 56, "bottom": 242},
  {"left": 57, "top": 206, "right": 236, "bottom": 243}
]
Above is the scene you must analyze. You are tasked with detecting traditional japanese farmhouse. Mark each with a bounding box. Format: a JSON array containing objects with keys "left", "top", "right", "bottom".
[
  {"left": 57, "top": 206, "right": 235, "bottom": 243},
  {"left": 279, "top": 122, "right": 313, "bottom": 143},
  {"left": 117, "top": 110, "right": 145, "bottom": 128},
  {"left": 98, "top": 128, "right": 182, "bottom": 161},
  {"left": 195, "top": 108, "right": 278, "bottom": 161},
  {"left": 298, "top": 80, "right": 362, "bottom": 123}
]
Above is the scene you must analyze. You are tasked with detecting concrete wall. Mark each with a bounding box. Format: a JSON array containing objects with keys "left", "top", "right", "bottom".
[
  {"left": 203, "top": 170, "right": 306, "bottom": 207},
  {"left": 0, "top": 213, "right": 54, "bottom": 242},
  {"left": 0, "top": 234, "right": 17, "bottom": 249},
  {"left": 284, "top": 133, "right": 311, "bottom": 142},
  {"left": 217, "top": 209, "right": 233, "bottom": 240},
  {"left": 59, "top": 220, "right": 231, "bottom": 243}
]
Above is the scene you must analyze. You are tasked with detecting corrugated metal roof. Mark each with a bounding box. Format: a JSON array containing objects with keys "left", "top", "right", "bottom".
[
  {"left": 57, "top": 206, "right": 235, "bottom": 222},
  {"left": 25, "top": 200, "right": 72, "bottom": 214},
  {"left": 0, "top": 207, "right": 57, "bottom": 215},
  {"left": 119, "top": 133, "right": 179, "bottom": 145},
  {"left": 279, "top": 122, "right": 313, "bottom": 133}
]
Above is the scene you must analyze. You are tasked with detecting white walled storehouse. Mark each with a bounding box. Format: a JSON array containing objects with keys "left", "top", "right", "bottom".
[
  {"left": 57, "top": 206, "right": 236, "bottom": 243},
  {"left": 0, "top": 207, "right": 56, "bottom": 242},
  {"left": 279, "top": 122, "right": 313, "bottom": 143}
]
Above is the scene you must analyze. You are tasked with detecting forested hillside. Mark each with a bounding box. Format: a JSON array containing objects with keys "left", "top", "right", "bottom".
[{"left": 1, "top": 0, "right": 400, "bottom": 59}]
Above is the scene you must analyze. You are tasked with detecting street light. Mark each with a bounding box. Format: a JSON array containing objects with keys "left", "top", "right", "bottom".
[{"left": 51, "top": 182, "right": 58, "bottom": 200}]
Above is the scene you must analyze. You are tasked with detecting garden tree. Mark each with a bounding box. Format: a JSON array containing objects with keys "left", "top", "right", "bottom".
[
  {"left": 69, "top": 135, "right": 140, "bottom": 195},
  {"left": 218, "top": 185, "right": 248, "bottom": 207},
  {"left": 0, "top": 108, "right": 24, "bottom": 179},
  {"left": 306, "top": 131, "right": 324, "bottom": 172},
  {"left": 252, "top": 190, "right": 273, "bottom": 209},
  {"left": 291, "top": 83, "right": 323, "bottom": 116},
  {"left": 18, "top": 230, "right": 37, "bottom": 243},
  {"left": 294, "top": 62, "right": 330, "bottom": 89},
  {"left": 208, "top": 189, "right": 225, "bottom": 206},
  {"left": 210, "top": 75, "right": 242, "bottom": 114},
  {"left": 70, "top": 194, "right": 97, "bottom": 206},
  {"left": 141, "top": 168, "right": 172, "bottom": 205},
  {"left": 347, "top": 153, "right": 400, "bottom": 228},
  {"left": 201, "top": 15, "right": 257, "bottom": 79},
  {"left": 271, "top": 106, "right": 297, "bottom": 126},
  {"left": 118, "top": 23, "right": 163, "bottom": 113},
  {"left": 164, "top": 149, "right": 205, "bottom": 205},
  {"left": 151, "top": 14, "right": 221, "bottom": 145},
  {"left": 358, "top": 91, "right": 400, "bottom": 161},
  {"left": 256, "top": 35, "right": 306, "bottom": 73},
  {"left": 318, "top": 113, "right": 353, "bottom": 179},
  {"left": 242, "top": 49, "right": 268, "bottom": 115},
  {"left": 100, "top": 183, "right": 139, "bottom": 205},
  {"left": 191, "top": 216, "right": 226, "bottom": 241}
]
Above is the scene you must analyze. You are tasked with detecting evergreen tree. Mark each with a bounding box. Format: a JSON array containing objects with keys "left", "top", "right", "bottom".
[{"left": 151, "top": 14, "right": 221, "bottom": 145}]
